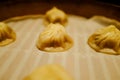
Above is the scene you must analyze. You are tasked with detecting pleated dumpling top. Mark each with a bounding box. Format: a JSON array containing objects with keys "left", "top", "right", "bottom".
[
  {"left": 88, "top": 25, "right": 120, "bottom": 55},
  {"left": 44, "top": 7, "right": 68, "bottom": 26},
  {"left": 0, "top": 22, "right": 16, "bottom": 46},
  {"left": 36, "top": 23, "right": 73, "bottom": 52}
]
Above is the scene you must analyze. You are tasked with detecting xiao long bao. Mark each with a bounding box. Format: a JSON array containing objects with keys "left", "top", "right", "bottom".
[
  {"left": 44, "top": 7, "right": 68, "bottom": 26},
  {"left": 88, "top": 25, "right": 120, "bottom": 55},
  {"left": 24, "top": 64, "right": 74, "bottom": 80},
  {"left": 36, "top": 23, "right": 73, "bottom": 52},
  {"left": 0, "top": 22, "right": 16, "bottom": 46}
]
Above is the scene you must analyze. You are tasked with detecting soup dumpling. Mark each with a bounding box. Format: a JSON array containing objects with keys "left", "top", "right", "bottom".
[
  {"left": 44, "top": 7, "right": 67, "bottom": 26},
  {"left": 88, "top": 25, "right": 120, "bottom": 55},
  {"left": 24, "top": 64, "right": 74, "bottom": 80},
  {"left": 36, "top": 23, "right": 73, "bottom": 52},
  {"left": 0, "top": 22, "right": 16, "bottom": 46}
]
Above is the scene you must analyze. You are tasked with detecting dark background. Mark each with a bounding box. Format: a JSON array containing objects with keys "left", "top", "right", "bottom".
[
  {"left": 98, "top": 0, "right": 120, "bottom": 5},
  {"left": 0, "top": 0, "right": 120, "bottom": 5},
  {"left": 0, "top": 0, "right": 120, "bottom": 21}
]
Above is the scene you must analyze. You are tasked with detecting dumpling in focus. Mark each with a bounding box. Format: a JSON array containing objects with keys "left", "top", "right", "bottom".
[
  {"left": 44, "top": 7, "right": 68, "bottom": 26},
  {"left": 0, "top": 22, "right": 16, "bottom": 46},
  {"left": 24, "top": 64, "right": 73, "bottom": 80},
  {"left": 88, "top": 25, "right": 120, "bottom": 55},
  {"left": 36, "top": 23, "right": 73, "bottom": 52}
]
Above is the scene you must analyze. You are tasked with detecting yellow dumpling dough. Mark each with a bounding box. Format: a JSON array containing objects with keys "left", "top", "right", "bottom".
[
  {"left": 24, "top": 64, "right": 73, "bottom": 80},
  {"left": 44, "top": 7, "right": 67, "bottom": 26},
  {"left": 88, "top": 25, "right": 120, "bottom": 55},
  {"left": 0, "top": 22, "right": 16, "bottom": 46},
  {"left": 36, "top": 23, "right": 73, "bottom": 52}
]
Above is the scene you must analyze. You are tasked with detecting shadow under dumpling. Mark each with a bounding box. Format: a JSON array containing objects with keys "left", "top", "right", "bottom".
[
  {"left": 0, "top": 22, "right": 16, "bottom": 46},
  {"left": 36, "top": 23, "right": 73, "bottom": 52},
  {"left": 88, "top": 25, "right": 120, "bottom": 55}
]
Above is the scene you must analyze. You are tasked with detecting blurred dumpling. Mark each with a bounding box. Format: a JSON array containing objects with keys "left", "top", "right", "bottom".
[
  {"left": 36, "top": 23, "right": 73, "bottom": 52},
  {"left": 24, "top": 64, "right": 74, "bottom": 80},
  {"left": 44, "top": 7, "right": 67, "bottom": 26},
  {"left": 0, "top": 22, "right": 16, "bottom": 46},
  {"left": 88, "top": 25, "right": 120, "bottom": 55}
]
